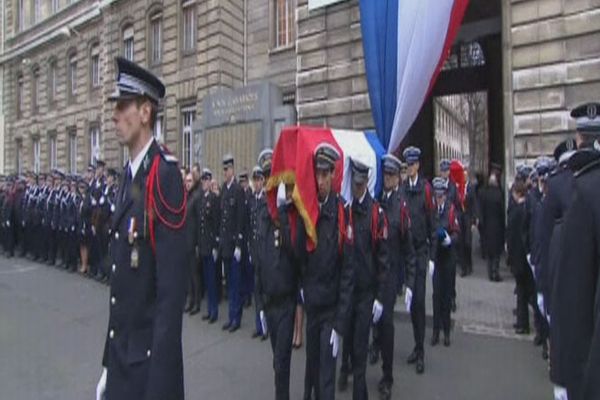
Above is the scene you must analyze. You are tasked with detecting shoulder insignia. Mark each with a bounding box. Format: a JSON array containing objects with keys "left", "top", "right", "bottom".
[{"left": 163, "top": 153, "right": 178, "bottom": 164}]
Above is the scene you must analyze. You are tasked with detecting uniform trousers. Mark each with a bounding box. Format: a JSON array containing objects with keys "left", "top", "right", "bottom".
[{"left": 266, "top": 296, "right": 296, "bottom": 400}]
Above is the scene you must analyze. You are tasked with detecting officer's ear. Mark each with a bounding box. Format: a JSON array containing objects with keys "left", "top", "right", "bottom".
[{"left": 137, "top": 98, "right": 153, "bottom": 128}]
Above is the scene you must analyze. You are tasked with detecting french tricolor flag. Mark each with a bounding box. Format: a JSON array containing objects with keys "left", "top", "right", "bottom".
[{"left": 360, "top": 0, "right": 470, "bottom": 153}]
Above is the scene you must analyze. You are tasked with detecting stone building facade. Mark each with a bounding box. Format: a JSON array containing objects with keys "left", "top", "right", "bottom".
[{"left": 1, "top": 0, "right": 600, "bottom": 181}]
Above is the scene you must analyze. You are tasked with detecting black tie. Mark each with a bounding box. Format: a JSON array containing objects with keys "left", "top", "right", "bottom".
[{"left": 121, "top": 167, "right": 132, "bottom": 204}]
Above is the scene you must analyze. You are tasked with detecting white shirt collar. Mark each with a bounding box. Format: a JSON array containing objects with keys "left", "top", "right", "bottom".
[
  {"left": 129, "top": 138, "right": 155, "bottom": 180},
  {"left": 409, "top": 175, "right": 419, "bottom": 187},
  {"left": 226, "top": 177, "right": 234, "bottom": 190}
]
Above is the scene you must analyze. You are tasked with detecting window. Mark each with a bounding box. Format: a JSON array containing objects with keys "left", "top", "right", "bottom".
[
  {"left": 182, "top": 1, "right": 196, "bottom": 53},
  {"left": 149, "top": 12, "right": 162, "bottom": 64},
  {"left": 31, "top": 67, "right": 40, "bottom": 113},
  {"left": 48, "top": 60, "right": 57, "bottom": 105},
  {"left": 48, "top": 134, "right": 57, "bottom": 170},
  {"left": 33, "top": 0, "right": 42, "bottom": 23},
  {"left": 154, "top": 112, "right": 165, "bottom": 143},
  {"left": 33, "top": 138, "right": 41, "bottom": 173},
  {"left": 123, "top": 25, "right": 134, "bottom": 61},
  {"left": 68, "top": 130, "right": 77, "bottom": 174},
  {"left": 90, "top": 44, "right": 100, "bottom": 89},
  {"left": 52, "top": 0, "right": 60, "bottom": 13},
  {"left": 68, "top": 53, "right": 77, "bottom": 99},
  {"left": 16, "top": 140, "right": 22, "bottom": 175},
  {"left": 275, "top": 0, "right": 294, "bottom": 48},
  {"left": 181, "top": 107, "right": 195, "bottom": 168},
  {"left": 89, "top": 125, "right": 101, "bottom": 165},
  {"left": 18, "top": 0, "right": 25, "bottom": 32},
  {"left": 16, "top": 74, "right": 24, "bottom": 118}
]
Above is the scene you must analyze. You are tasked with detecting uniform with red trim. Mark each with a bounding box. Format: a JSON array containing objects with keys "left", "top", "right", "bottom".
[{"left": 101, "top": 57, "right": 187, "bottom": 400}]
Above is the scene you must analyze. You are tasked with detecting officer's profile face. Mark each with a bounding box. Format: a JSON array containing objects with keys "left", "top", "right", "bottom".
[
  {"left": 184, "top": 173, "right": 194, "bottom": 192},
  {"left": 253, "top": 177, "right": 264, "bottom": 192},
  {"left": 383, "top": 172, "right": 399, "bottom": 191},
  {"left": 315, "top": 168, "right": 333, "bottom": 200},
  {"left": 201, "top": 178, "right": 210, "bottom": 191},
  {"left": 223, "top": 166, "right": 234, "bottom": 182},
  {"left": 113, "top": 99, "right": 150, "bottom": 146}
]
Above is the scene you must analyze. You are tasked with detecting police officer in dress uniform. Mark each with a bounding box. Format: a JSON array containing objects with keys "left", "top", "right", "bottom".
[
  {"left": 97, "top": 169, "right": 119, "bottom": 283},
  {"left": 255, "top": 153, "right": 303, "bottom": 400},
  {"left": 239, "top": 170, "right": 254, "bottom": 309},
  {"left": 429, "top": 177, "right": 460, "bottom": 347},
  {"left": 197, "top": 168, "right": 220, "bottom": 323},
  {"left": 400, "top": 146, "right": 434, "bottom": 374},
  {"left": 96, "top": 57, "right": 187, "bottom": 400},
  {"left": 219, "top": 154, "right": 246, "bottom": 332},
  {"left": 184, "top": 170, "right": 202, "bottom": 316},
  {"left": 300, "top": 143, "right": 354, "bottom": 400},
  {"left": 338, "top": 159, "right": 390, "bottom": 400},
  {"left": 552, "top": 102, "right": 600, "bottom": 400}
]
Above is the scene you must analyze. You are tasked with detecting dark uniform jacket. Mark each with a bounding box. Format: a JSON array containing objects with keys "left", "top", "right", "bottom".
[
  {"left": 400, "top": 176, "right": 433, "bottom": 252},
  {"left": 196, "top": 189, "right": 219, "bottom": 258},
  {"left": 255, "top": 202, "right": 304, "bottom": 311},
  {"left": 553, "top": 149, "right": 600, "bottom": 398},
  {"left": 430, "top": 199, "right": 460, "bottom": 265},
  {"left": 479, "top": 185, "right": 505, "bottom": 258},
  {"left": 348, "top": 192, "right": 390, "bottom": 301},
  {"left": 219, "top": 179, "right": 245, "bottom": 259},
  {"left": 506, "top": 200, "right": 529, "bottom": 277},
  {"left": 380, "top": 189, "right": 416, "bottom": 290},
  {"left": 102, "top": 140, "right": 187, "bottom": 400}
]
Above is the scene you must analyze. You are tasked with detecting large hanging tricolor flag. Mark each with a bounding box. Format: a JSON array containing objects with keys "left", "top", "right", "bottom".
[
  {"left": 360, "top": 0, "right": 470, "bottom": 153},
  {"left": 266, "top": 126, "right": 385, "bottom": 250}
]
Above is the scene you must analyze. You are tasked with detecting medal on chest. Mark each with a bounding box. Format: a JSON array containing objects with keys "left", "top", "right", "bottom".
[{"left": 128, "top": 217, "right": 139, "bottom": 269}]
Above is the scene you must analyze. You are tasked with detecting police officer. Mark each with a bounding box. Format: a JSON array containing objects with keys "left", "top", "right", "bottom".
[
  {"left": 76, "top": 179, "right": 90, "bottom": 274},
  {"left": 96, "top": 57, "right": 187, "bottom": 400},
  {"left": 255, "top": 157, "right": 303, "bottom": 400},
  {"left": 552, "top": 102, "right": 600, "bottom": 400},
  {"left": 367, "top": 154, "right": 416, "bottom": 400},
  {"left": 429, "top": 177, "right": 460, "bottom": 347},
  {"left": 184, "top": 170, "right": 201, "bottom": 315},
  {"left": 400, "top": 146, "right": 433, "bottom": 374},
  {"left": 219, "top": 154, "right": 246, "bottom": 332},
  {"left": 338, "top": 159, "right": 389, "bottom": 400},
  {"left": 301, "top": 143, "right": 353, "bottom": 400},
  {"left": 239, "top": 170, "right": 254, "bottom": 309},
  {"left": 197, "top": 168, "right": 220, "bottom": 323},
  {"left": 65, "top": 177, "right": 80, "bottom": 272}
]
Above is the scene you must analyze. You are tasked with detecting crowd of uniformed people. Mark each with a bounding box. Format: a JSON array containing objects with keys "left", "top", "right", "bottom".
[{"left": 5, "top": 55, "right": 598, "bottom": 400}]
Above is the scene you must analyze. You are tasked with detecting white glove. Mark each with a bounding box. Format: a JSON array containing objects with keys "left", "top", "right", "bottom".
[
  {"left": 428, "top": 260, "right": 435, "bottom": 277},
  {"left": 404, "top": 288, "right": 413, "bottom": 312},
  {"left": 234, "top": 247, "right": 241, "bottom": 263},
  {"left": 6, "top": 220, "right": 9, "bottom": 227},
  {"left": 329, "top": 329, "right": 340, "bottom": 358},
  {"left": 249, "top": 254, "right": 252, "bottom": 264},
  {"left": 553, "top": 386, "right": 568, "bottom": 400},
  {"left": 372, "top": 299, "right": 383, "bottom": 323},
  {"left": 526, "top": 253, "right": 532, "bottom": 266},
  {"left": 96, "top": 367, "right": 107, "bottom": 400},
  {"left": 300, "top": 288, "right": 304, "bottom": 303},
  {"left": 442, "top": 231, "right": 451, "bottom": 247},
  {"left": 537, "top": 293, "right": 545, "bottom": 316},
  {"left": 259, "top": 310, "right": 268, "bottom": 335},
  {"left": 212, "top": 249, "right": 218, "bottom": 262}
]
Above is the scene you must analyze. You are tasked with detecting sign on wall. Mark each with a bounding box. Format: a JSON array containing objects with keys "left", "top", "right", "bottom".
[{"left": 308, "top": 0, "right": 347, "bottom": 10}]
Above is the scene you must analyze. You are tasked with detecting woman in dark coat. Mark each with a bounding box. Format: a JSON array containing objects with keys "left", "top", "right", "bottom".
[{"left": 480, "top": 172, "right": 505, "bottom": 282}]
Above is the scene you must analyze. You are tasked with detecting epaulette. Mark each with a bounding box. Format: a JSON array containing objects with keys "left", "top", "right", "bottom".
[
  {"left": 574, "top": 157, "right": 600, "bottom": 179},
  {"left": 569, "top": 149, "right": 600, "bottom": 178},
  {"left": 159, "top": 144, "right": 178, "bottom": 164}
]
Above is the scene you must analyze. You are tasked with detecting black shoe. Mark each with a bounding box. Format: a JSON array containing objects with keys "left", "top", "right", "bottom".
[
  {"left": 443, "top": 335, "right": 451, "bottom": 347},
  {"left": 184, "top": 303, "right": 193, "bottom": 313},
  {"left": 515, "top": 327, "right": 530, "bottom": 335},
  {"left": 202, "top": 314, "right": 211, "bottom": 321},
  {"left": 369, "top": 344, "right": 380, "bottom": 365},
  {"left": 261, "top": 334, "right": 269, "bottom": 342},
  {"left": 251, "top": 331, "right": 261, "bottom": 339},
  {"left": 189, "top": 306, "right": 200, "bottom": 316},
  {"left": 406, "top": 350, "right": 418, "bottom": 364},
  {"left": 416, "top": 355, "right": 424, "bottom": 374},
  {"left": 337, "top": 371, "right": 348, "bottom": 392},
  {"left": 208, "top": 317, "right": 217, "bottom": 324},
  {"left": 542, "top": 342, "right": 549, "bottom": 360},
  {"left": 430, "top": 331, "right": 440, "bottom": 347},
  {"left": 533, "top": 335, "right": 543, "bottom": 347},
  {"left": 222, "top": 322, "right": 232, "bottom": 331},
  {"left": 229, "top": 324, "right": 240, "bottom": 333},
  {"left": 451, "top": 299, "right": 457, "bottom": 313}
]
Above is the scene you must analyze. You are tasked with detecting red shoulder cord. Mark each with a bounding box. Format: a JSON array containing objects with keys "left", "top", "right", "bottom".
[
  {"left": 338, "top": 199, "right": 349, "bottom": 254},
  {"left": 424, "top": 183, "right": 434, "bottom": 212},
  {"left": 370, "top": 202, "right": 388, "bottom": 248},
  {"left": 145, "top": 154, "right": 187, "bottom": 254}
]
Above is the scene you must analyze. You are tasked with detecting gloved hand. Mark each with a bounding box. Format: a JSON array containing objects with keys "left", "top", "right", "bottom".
[
  {"left": 436, "top": 227, "right": 446, "bottom": 241},
  {"left": 429, "top": 260, "right": 435, "bottom": 277},
  {"left": 259, "top": 310, "right": 268, "bottom": 335},
  {"left": 553, "top": 386, "right": 568, "bottom": 400},
  {"left": 404, "top": 287, "right": 413, "bottom": 312},
  {"left": 372, "top": 299, "right": 383, "bottom": 323},
  {"left": 212, "top": 249, "right": 218, "bottom": 263},
  {"left": 249, "top": 254, "right": 252, "bottom": 264},
  {"left": 537, "top": 293, "right": 545, "bottom": 317},
  {"left": 442, "top": 231, "right": 451, "bottom": 247},
  {"left": 6, "top": 220, "right": 9, "bottom": 227},
  {"left": 329, "top": 329, "right": 340, "bottom": 358},
  {"left": 234, "top": 247, "right": 242, "bottom": 263},
  {"left": 299, "top": 288, "right": 305, "bottom": 304},
  {"left": 526, "top": 253, "right": 532, "bottom": 266},
  {"left": 96, "top": 367, "right": 107, "bottom": 400}
]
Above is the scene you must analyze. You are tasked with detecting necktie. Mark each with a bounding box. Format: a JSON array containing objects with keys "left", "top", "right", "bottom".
[{"left": 121, "top": 167, "right": 132, "bottom": 204}]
